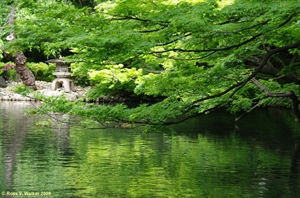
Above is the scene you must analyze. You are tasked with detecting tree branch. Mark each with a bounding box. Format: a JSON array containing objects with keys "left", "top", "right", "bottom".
[
  {"left": 235, "top": 102, "right": 260, "bottom": 122},
  {"left": 156, "top": 33, "right": 192, "bottom": 46},
  {"left": 151, "top": 33, "right": 262, "bottom": 54},
  {"left": 230, "top": 39, "right": 300, "bottom": 97},
  {"left": 107, "top": 14, "right": 169, "bottom": 27},
  {"left": 151, "top": 13, "right": 295, "bottom": 55},
  {"left": 251, "top": 78, "right": 292, "bottom": 97},
  {"left": 152, "top": 51, "right": 216, "bottom": 60},
  {"left": 186, "top": 39, "right": 300, "bottom": 114},
  {"left": 251, "top": 78, "right": 300, "bottom": 122},
  {"left": 163, "top": 104, "right": 223, "bottom": 125},
  {"left": 110, "top": 15, "right": 151, "bottom": 22}
]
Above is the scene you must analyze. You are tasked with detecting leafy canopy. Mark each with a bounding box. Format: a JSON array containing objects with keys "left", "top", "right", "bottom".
[{"left": 1, "top": 0, "right": 300, "bottom": 128}]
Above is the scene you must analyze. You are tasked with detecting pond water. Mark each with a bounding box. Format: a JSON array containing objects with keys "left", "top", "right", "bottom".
[{"left": 0, "top": 101, "right": 300, "bottom": 198}]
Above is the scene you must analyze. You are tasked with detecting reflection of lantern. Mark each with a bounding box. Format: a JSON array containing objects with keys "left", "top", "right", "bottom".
[{"left": 46, "top": 59, "right": 75, "bottom": 93}]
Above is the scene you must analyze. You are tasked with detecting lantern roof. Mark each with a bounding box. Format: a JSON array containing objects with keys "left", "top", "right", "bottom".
[{"left": 46, "top": 59, "right": 67, "bottom": 63}]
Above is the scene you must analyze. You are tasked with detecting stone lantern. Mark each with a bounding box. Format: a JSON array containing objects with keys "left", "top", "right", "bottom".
[{"left": 46, "top": 59, "right": 75, "bottom": 93}]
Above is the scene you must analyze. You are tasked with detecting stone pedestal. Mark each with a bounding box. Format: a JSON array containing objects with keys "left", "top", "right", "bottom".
[{"left": 51, "top": 78, "right": 75, "bottom": 93}]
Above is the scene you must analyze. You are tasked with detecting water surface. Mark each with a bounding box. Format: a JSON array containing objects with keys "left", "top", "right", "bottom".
[{"left": 0, "top": 102, "right": 300, "bottom": 197}]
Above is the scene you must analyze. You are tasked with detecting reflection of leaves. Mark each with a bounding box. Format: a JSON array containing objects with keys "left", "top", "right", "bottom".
[
  {"left": 36, "top": 119, "right": 52, "bottom": 127},
  {"left": 80, "top": 119, "right": 104, "bottom": 129},
  {"left": 64, "top": 124, "right": 293, "bottom": 197}
]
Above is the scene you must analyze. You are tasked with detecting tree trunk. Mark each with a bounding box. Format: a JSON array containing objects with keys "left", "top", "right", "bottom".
[
  {"left": 14, "top": 52, "right": 37, "bottom": 90},
  {"left": 251, "top": 78, "right": 300, "bottom": 122}
]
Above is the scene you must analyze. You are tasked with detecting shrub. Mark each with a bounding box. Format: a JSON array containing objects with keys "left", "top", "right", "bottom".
[
  {"left": 0, "top": 62, "right": 17, "bottom": 81},
  {"left": 27, "top": 62, "right": 56, "bottom": 82}
]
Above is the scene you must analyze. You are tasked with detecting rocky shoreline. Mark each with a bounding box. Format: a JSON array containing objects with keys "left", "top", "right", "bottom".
[
  {"left": 0, "top": 81, "right": 90, "bottom": 101},
  {"left": 0, "top": 81, "right": 163, "bottom": 104}
]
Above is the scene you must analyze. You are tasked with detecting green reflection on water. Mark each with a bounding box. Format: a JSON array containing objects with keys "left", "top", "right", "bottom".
[{"left": 0, "top": 102, "right": 300, "bottom": 198}]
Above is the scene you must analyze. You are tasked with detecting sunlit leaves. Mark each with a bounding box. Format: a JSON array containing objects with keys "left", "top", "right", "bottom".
[
  {"left": 27, "top": 62, "right": 56, "bottom": 81},
  {"left": 87, "top": 64, "right": 143, "bottom": 98}
]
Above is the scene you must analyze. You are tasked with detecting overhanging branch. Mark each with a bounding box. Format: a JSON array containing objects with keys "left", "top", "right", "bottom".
[
  {"left": 250, "top": 78, "right": 293, "bottom": 97},
  {"left": 188, "top": 39, "right": 300, "bottom": 113},
  {"left": 151, "top": 33, "right": 262, "bottom": 54},
  {"left": 251, "top": 78, "right": 300, "bottom": 122},
  {"left": 230, "top": 39, "right": 300, "bottom": 97}
]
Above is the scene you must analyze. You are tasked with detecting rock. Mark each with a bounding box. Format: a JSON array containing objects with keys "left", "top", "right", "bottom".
[
  {"left": 35, "top": 81, "right": 51, "bottom": 90},
  {"left": 0, "top": 77, "right": 7, "bottom": 88},
  {"left": 2, "top": 95, "right": 10, "bottom": 100},
  {"left": 41, "top": 90, "right": 77, "bottom": 101}
]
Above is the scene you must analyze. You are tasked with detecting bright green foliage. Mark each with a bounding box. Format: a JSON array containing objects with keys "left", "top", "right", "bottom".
[
  {"left": 0, "top": 62, "right": 55, "bottom": 81},
  {"left": 88, "top": 64, "right": 143, "bottom": 98},
  {"left": 12, "top": 83, "right": 34, "bottom": 96},
  {"left": 27, "top": 62, "right": 56, "bottom": 81},
  {"left": 1, "top": 0, "right": 300, "bottom": 126}
]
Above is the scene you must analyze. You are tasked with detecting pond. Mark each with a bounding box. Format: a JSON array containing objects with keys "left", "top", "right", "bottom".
[{"left": 0, "top": 101, "right": 300, "bottom": 198}]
